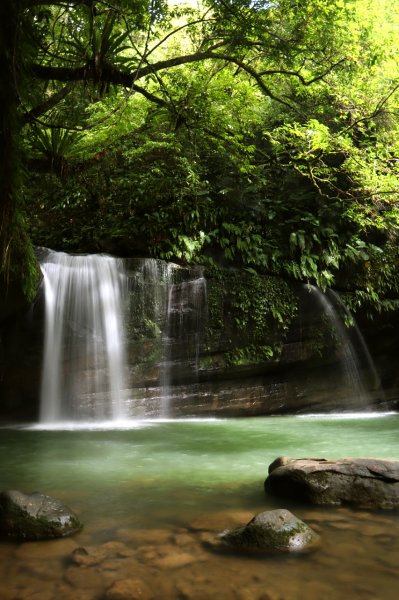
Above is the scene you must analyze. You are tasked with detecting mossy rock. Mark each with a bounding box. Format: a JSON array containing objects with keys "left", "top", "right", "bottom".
[
  {"left": 0, "top": 490, "right": 82, "bottom": 540},
  {"left": 218, "top": 509, "right": 320, "bottom": 554},
  {"left": 265, "top": 457, "right": 399, "bottom": 509}
]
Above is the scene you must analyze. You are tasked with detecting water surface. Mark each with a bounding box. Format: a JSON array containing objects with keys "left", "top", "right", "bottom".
[{"left": 1, "top": 414, "right": 398, "bottom": 599}]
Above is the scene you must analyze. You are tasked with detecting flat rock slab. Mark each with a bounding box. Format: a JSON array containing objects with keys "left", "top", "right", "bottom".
[
  {"left": 0, "top": 490, "right": 82, "bottom": 540},
  {"left": 265, "top": 456, "right": 399, "bottom": 510},
  {"left": 217, "top": 509, "right": 320, "bottom": 554}
]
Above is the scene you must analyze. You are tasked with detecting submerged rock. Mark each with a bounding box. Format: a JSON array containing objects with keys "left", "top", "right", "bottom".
[
  {"left": 265, "top": 456, "right": 399, "bottom": 510},
  {"left": 104, "top": 578, "right": 154, "bottom": 600},
  {"left": 218, "top": 509, "right": 320, "bottom": 554},
  {"left": 0, "top": 490, "right": 82, "bottom": 540}
]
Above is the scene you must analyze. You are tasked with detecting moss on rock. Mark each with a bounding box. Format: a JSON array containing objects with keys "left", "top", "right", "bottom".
[
  {"left": 218, "top": 509, "right": 320, "bottom": 554},
  {"left": 0, "top": 490, "right": 82, "bottom": 540}
]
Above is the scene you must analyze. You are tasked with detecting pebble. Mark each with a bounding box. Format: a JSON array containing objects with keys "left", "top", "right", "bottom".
[
  {"left": 152, "top": 551, "right": 198, "bottom": 569},
  {"left": 104, "top": 577, "right": 154, "bottom": 600},
  {"left": 116, "top": 528, "right": 172, "bottom": 545},
  {"left": 64, "top": 565, "right": 107, "bottom": 590},
  {"left": 71, "top": 545, "right": 109, "bottom": 566}
]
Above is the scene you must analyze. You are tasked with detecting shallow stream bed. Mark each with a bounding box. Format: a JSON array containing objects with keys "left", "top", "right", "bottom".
[{"left": 0, "top": 414, "right": 398, "bottom": 599}]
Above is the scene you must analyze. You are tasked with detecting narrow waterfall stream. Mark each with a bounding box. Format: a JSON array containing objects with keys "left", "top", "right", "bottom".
[
  {"left": 40, "top": 250, "right": 129, "bottom": 422},
  {"left": 160, "top": 273, "right": 207, "bottom": 417},
  {"left": 306, "top": 284, "right": 378, "bottom": 406},
  {"left": 327, "top": 288, "right": 383, "bottom": 396}
]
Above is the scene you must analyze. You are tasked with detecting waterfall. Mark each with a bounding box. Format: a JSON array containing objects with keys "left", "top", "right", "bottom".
[
  {"left": 160, "top": 274, "right": 207, "bottom": 417},
  {"left": 307, "top": 285, "right": 380, "bottom": 406},
  {"left": 39, "top": 251, "right": 208, "bottom": 423},
  {"left": 127, "top": 258, "right": 175, "bottom": 417},
  {"left": 125, "top": 259, "right": 207, "bottom": 418},
  {"left": 327, "top": 289, "right": 382, "bottom": 395},
  {"left": 40, "top": 250, "right": 129, "bottom": 423}
]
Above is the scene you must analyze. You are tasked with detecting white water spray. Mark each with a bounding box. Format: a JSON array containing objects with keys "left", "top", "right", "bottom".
[
  {"left": 307, "top": 285, "right": 374, "bottom": 405},
  {"left": 327, "top": 289, "right": 382, "bottom": 395},
  {"left": 161, "top": 274, "right": 207, "bottom": 417},
  {"left": 40, "top": 250, "right": 129, "bottom": 422}
]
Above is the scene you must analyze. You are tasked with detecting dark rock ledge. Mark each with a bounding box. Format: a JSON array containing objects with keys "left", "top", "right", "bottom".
[{"left": 265, "top": 456, "right": 399, "bottom": 510}]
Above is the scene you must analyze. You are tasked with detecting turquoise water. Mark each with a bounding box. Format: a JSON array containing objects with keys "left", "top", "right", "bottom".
[
  {"left": 1, "top": 414, "right": 398, "bottom": 600},
  {"left": 1, "top": 414, "right": 398, "bottom": 525}
]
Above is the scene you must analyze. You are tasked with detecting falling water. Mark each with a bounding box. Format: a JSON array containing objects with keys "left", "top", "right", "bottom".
[
  {"left": 161, "top": 273, "right": 207, "bottom": 417},
  {"left": 40, "top": 250, "right": 129, "bottom": 422},
  {"left": 307, "top": 285, "right": 372, "bottom": 405},
  {"left": 126, "top": 258, "right": 175, "bottom": 417},
  {"left": 327, "top": 289, "right": 382, "bottom": 395}
]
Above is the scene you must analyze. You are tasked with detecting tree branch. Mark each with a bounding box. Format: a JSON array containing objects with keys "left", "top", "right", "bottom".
[
  {"left": 22, "top": 83, "right": 74, "bottom": 123},
  {"left": 258, "top": 58, "right": 348, "bottom": 85},
  {"left": 131, "top": 84, "right": 169, "bottom": 108},
  {"left": 22, "top": 0, "right": 80, "bottom": 7},
  {"left": 30, "top": 47, "right": 298, "bottom": 111},
  {"left": 343, "top": 81, "right": 399, "bottom": 133}
]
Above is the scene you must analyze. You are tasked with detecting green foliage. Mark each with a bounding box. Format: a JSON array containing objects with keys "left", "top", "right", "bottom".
[
  {"left": 13, "top": 0, "right": 399, "bottom": 319},
  {"left": 204, "top": 268, "right": 298, "bottom": 366},
  {"left": 339, "top": 241, "right": 399, "bottom": 317}
]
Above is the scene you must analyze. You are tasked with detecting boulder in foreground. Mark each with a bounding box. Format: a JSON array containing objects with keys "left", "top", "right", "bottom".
[
  {"left": 0, "top": 490, "right": 82, "bottom": 540},
  {"left": 265, "top": 457, "right": 399, "bottom": 510},
  {"left": 218, "top": 509, "right": 320, "bottom": 554}
]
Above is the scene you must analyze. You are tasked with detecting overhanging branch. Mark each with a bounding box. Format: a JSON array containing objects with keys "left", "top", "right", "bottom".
[
  {"left": 22, "top": 83, "right": 74, "bottom": 123},
  {"left": 30, "top": 46, "right": 299, "bottom": 111}
]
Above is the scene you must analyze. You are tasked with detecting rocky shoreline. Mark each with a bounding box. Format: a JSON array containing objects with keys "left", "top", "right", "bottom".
[
  {"left": 2, "top": 457, "right": 398, "bottom": 547},
  {"left": 0, "top": 501, "right": 398, "bottom": 600}
]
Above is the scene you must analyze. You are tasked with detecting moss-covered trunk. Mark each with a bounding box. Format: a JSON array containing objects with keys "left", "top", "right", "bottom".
[{"left": 0, "top": 1, "right": 40, "bottom": 319}]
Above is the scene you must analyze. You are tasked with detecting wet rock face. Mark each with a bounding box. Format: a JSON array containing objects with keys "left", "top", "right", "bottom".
[
  {"left": 218, "top": 509, "right": 320, "bottom": 554},
  {"left": 265, "top": 457, "right": 399, "bottom": 510},
  {"left": 0, "top": 490, "right": 82, "bottom": 540}
]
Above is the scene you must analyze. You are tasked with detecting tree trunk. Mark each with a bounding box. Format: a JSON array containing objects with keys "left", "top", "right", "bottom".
[{"left": 0, "top": 0, "right": 40, "bottom": 319}]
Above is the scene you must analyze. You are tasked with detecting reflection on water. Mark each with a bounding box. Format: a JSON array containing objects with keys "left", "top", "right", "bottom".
[{"left": 0, "top": 415, "right": 398, "bottom": 599}]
